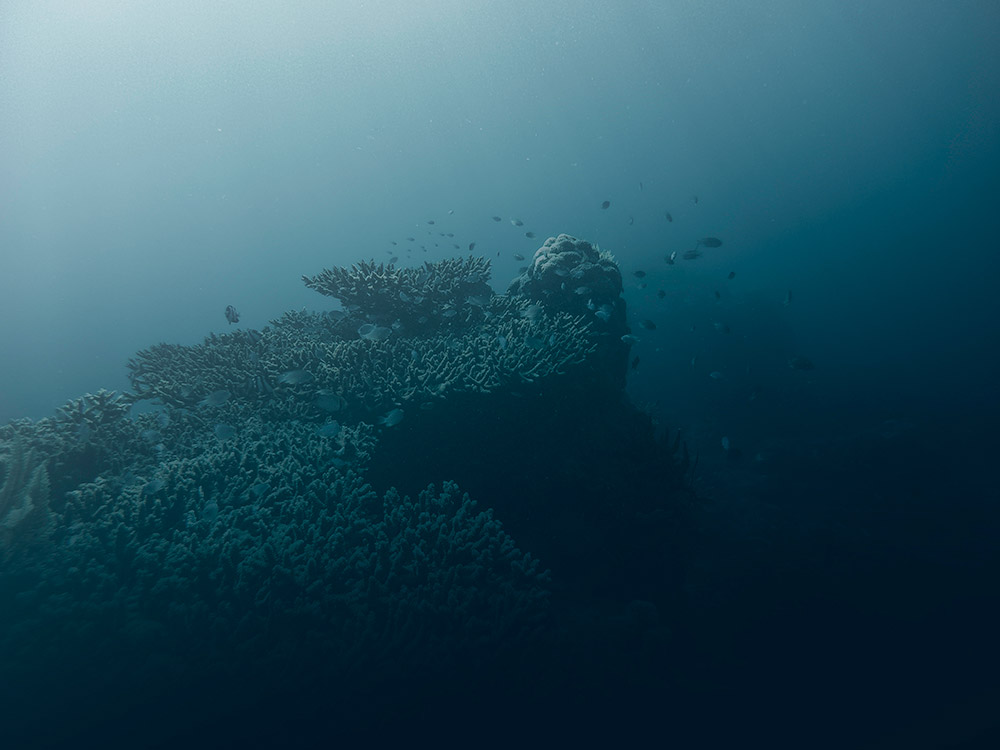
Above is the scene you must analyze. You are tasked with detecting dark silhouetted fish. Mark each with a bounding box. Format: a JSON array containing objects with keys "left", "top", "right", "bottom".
[
  {"left": 492, "top": 215, "right": 502, "bottom": 222},
  {"left": 601, "top": 200, "right": 611, "bottom": 210},
  {"left": 525, "top": 232, "right": 536, "bottom": 238},
  {"left": 639, "top": 181, "right": 644, "bottom": 191},
  {"left": 664, "top": 211, "right": 673, "bottom": 222},
  {"left": 468, "top": 242, "right": 476, "bottom": 251},
  {"left": 728, "top": 271, "right": 736, "bottom": 280},
  {"left": 427, "top": 219, "right": 435, "bottom": 225},
  {"left": 696, "top": 237, "right": 723, "bottom": 249},
  {"left": 692, "top": 195, "right": 699, "bottom": 204},
  {"left": 682, "top": 249, "right": 703, "bottom": 260},
  {"left": 511, "top": 218, "right": 523, "bottom": 226},
  {"left": 225, "top": 305, "right": 240, "bottom": 324},
  {"left": 714, "top": 290, "right": 721, "bottom": 299},
  {"left": 631, "top": 356, "right": 640, "bottom": 370},
  {"left": 633, "top": 270, "right": 646, "bottom": 278},
  {"left": 639, "top": 319, "right": 656, "bottom": 330},
  {"left": 656, "top": 290, "right": 666, "bottom": 299}
]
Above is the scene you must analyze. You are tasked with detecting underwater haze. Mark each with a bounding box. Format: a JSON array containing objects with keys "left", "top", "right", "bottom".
[{"left": 2, "top": 1, "right": 1000, "bottom": 747}]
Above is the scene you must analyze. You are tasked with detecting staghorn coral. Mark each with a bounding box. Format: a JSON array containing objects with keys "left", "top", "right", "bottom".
[
  {"left": 0, "top": 440, "right": 51, "bottom": 559},
  {"left": 302, "top": 256, "right": 493, "bottom": 333},
  {"left": 126, "top": 294, "right": 596, "bottom": 420}
]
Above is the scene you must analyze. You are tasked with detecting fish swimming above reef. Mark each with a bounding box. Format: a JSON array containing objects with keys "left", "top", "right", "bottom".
[
  {"left": 199, "top": 389, "right": 231, "bottom": 408},
  {"left": 621, "top": 334, "right": 640, "bottom": 345},
  {"left": 525, "top": 232, "right": 536, "bottom": 239},
  {"left": 639, "top": 319, "right": 656, "bottom": 330},
  {"left": 664, "top": 211, "right": 673, "bottom": 223},
  {"left": 378, "top": 408, "right": 404, "bottom": 427},
  {"left": 214, "top": 423, "right": 236, "bottom": 441},
  {"left": 601, "top": 200, "right": 611, "bottom": 210},
  {"left": 728, "top": 271, "right": 736, "bottom": 280},
  {"left": 513, "top": 253, "right": 525, "bottom": 261},
  {"left": 665, "top": 251, "right": 677, "bottom": 265},
  {"left": 492, "top": 216, "right": 502, "bottom": 222},
  {"left": 278, "top": 369, "right": 315, "bottom": 386},
  {"left": 788, "top": 356, "right": 815, "bottom": 371},
  {"left": 511, "top": 218, "right": 524, "bottom": 226},
  {"left": 682, "top": 249, "right": 703, "bottom": 260},
  {"left": 225, "top": 305, "right": 240, "bottom": 324},
  {"left": 695, "top": 237, "right": 723, "bottom": 249},
  {"left": 316, "top": 421, "right": 341, "bottom": 438},
  {"left": 633, "top": 270, "right": 646, "bottom": 278},
  {"left": 358, "top": 324, "right": 392, "bottom": 341},
  {"left": 656, "top": 290, "right": 666, "bottom": 299},
  {"left": 314, "top": 390, "right": 347, "bottom": 412}
]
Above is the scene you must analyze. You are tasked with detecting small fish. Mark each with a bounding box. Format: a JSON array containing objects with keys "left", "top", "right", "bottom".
[
  {"left": 665, "top": 251, "right": 677, "bottom": 265},
  {"left": 378, "top": 408, "right": 404, "bottom": 427},
  {"left": 656, "top": 290, "right": 666, "bottom": 299},
  {"left": 709, "top": 371, "right": 724, "bottom": 379},
  {"left": 521, "top": 304, "right": 544, "bottom": 320},
  {"left": 513, "top": 253, "right": 525, "bottom": 261},
  {"left": 633, "top": 270, "right": 646, "bottom": 278},
  {"left": 389, "top": 256, "right": 398, "bottom": 264},
  {"left": 639, "top": 181, "right": 644, "bottom": 191},
  {"left": 631, "top": 356, "right": 640, "bottom": 370},
  {"left": 621, "top": 334, "right": 640, "bottom": 345},
  {"left": 399, "top": 291, "right": 412, "bottom": 302},
  {"left": 628, "top": 216, "right": 634, "bottom": 226},
  {"left": 468, "top": 242, "right": 476, "bottom": 251},
  {"left": 448, "top": 209, "right": 454, "bottom": 215},
  {"left": 714, "top": 290, "right": 721, "bottom": 299},
  {"left": 199, "top": 389, "right": 231, "bottom": 408},
  {"left": 574, "top": 286, "right": 591, "bottom": 295},
  {"left": 664, "top": 211, "right": 673, "bottom": 223},
  {"left": 788, "top": 356, "right": 814, "bottom": 371},
  {"left": 639, "top": 319, "right": 656, "bottom": 330},
  {"left": 728, "top": 271, "right": 736, "bottom": 280},
  {"left": 682, "top": 249, "right": 703, "bottom": 260},
  {"left": 696, "top": 237, "right": 723, "bottom": 249},
  {"left": 586, "top": 298, "right": 596, "bottom": 310},
  {"left": 784, "top": 290, "right": 793, "bottom": 306},
  {"left": 407, "top": 237, "right": 415, "bottom": 241},
  {"left": 692, "top": 195, "right": 699, "bottom": 204},
  {"left": 637, "top": 282, "right": 647, "bottom": 289},
  {"left": 225, "top": 305, "right": 240, "bottom": 324},
  {"left": 214, "top": 423, "right": 236, "bottom": 441},
  {"left": 601, "top": 200, "right": 611, "bottom": 210},
  {"left": 525, "top": 231, "right": 536, "bottom": 239},
  {"left": 492, "top": 216, "right": 502, "bottom": 222},
  {"left": 595, "top": 309, "right": 611, "bottom": 322},
  {"left": 511, "top": 218, "right": 524, "bottom": 226},
  {"left": 315, "top": 390, "right": 347, "bottom": 412},
  {"left": 358, "top": 324, "right": 392, "bottom": 341},
  {"left": 316, "top": 421, "right": 341, "bottom": 437},
  {"left": 278, "top": 369, "right": 314, "bottom": 385},
  {"left": 427, "top": 219, "right": 435, "bottom": 225}
]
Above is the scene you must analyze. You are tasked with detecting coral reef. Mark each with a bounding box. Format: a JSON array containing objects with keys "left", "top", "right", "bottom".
[{"left": 0, "top": 440, "right": 50, "bottom": 559}]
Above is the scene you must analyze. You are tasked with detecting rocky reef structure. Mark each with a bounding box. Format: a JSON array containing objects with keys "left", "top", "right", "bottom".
[{"left": 0, "top": 239, "right": 695, "bottom": 744}]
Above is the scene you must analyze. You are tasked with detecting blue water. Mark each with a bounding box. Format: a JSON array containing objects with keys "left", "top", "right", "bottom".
[{"left": 2, "top": 2, "right": 999, "bottom": 746}]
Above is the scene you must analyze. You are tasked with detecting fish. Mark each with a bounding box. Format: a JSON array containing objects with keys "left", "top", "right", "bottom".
[
  {"left": 631, "top": 356, "right": 640, "bottom": 370},
  {"left": 407, "top": 237, "right": 415, "bottom": 241},
  {"left": 225, "top": 305, "right": 240, "bottom": 324},
  {"left": 511, "top": 218, "right": 524, "bottom": 226},
  {"left": 574, "top": 286, "right": 591, "bottom": 295},
  {"left": 728, "top": 271, "right": 736, "bottom": 280},
  {"left": 633, "top": 270, "right": 646, "bottom": 278},
  {"left": 788, "top": 356, "right": 815, "bottom": 370},
  {"left": 628, "top": 216, "right": 634, "bottom": 226},
  {"left": 664, "top": 211, "right": 673, "bottom": 223},
  {"left": 696, "top": 237, "right": 723, "bottom": 249},
  {"left": 784, "top": 290, "right": 793, "bottom": 306},
  {"left": 721, "top": 436, "right": 730, "bottom": 452},
  {"left": 709, "top": 371, "right": 724, "bottom": 379},
  {"left": 601, "top": 200, "right": 611, "bottom": 210},
  {"left": 621, "top": 334, "right": 640, "bottom": 345},
  {"left": 714, "top": 290, "right": 721, "bottom": 299},
  {"left": 448, "top": 209, "right": 454, "bottom": 214},
  {"left": 665, "top": 251, "right": 677, "bottom": 265},
  {"left": 682, "top": 249, "right": 703, "bottom": 260},
  {"left": 595, "top": 309, "right": 611, "bottom": 322},
  {"left": 214, "top": 423, "right": 236, "bottom": 441},
  {"left": 278, "top": 369, "right": 314, "bottom": 385},
  {"left": 316, "top": 421, "right": 341, "bottom": 437},
  {"left": 513, "top": 253, "right": 525, "bottom": 261},
  {"left": 639, "top": 319, "right": 656, "bottom": 330},
  {"left": 492, "top": 216, "right": 502, "bottom": 222},
  {"left": 521, "top": 304, "right": 544, "bottom": 320},
  {"left": 692, "top": 195, "right": 699, "bottom": 204},
  {"left": 639, "top": 181, "right": 644, "bottom": 191},
  {"left": 427, "top": 219, "right": 435, "bottom": 225},
  {"left": 315, "top": 390, "right": 347, "bottom": 412},
  {"left": 378, "top": 408, "right": 404, "bottom": 427},
  {"left": 637, "top": 282, "right": 647, "bottom": 289},
  {"left": 468, "top": 242, "right": 476, "bottom": 251},
  {"left": 199, "top": 389, "right": 231, "bottom": 408},
  {"left": 399, "top": 291, "right": 412, "bottom": 302},
  {"left": 525, "top": 231, "right": 536, "bottom": 238},
  {"left": 389, "top": 256, "right": 398, "bottom": 264},
  {"left": 358, "top": 324, "right": 392, "bottom": 341},
  {"left": 656, "top": 290, "right": 666, "bottom": 299}
]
